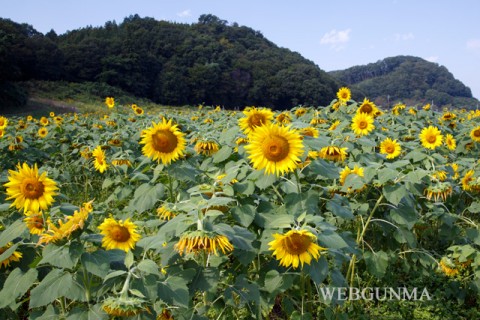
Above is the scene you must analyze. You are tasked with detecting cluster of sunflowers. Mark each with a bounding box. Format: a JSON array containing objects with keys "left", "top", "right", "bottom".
[{"left": 0, "top": 90, "right": 479, "bottom": 318}]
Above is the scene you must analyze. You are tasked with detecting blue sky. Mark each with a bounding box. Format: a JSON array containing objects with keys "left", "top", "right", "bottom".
[{"left": 3, "top": 0, "right": 480, "bottom": 100}]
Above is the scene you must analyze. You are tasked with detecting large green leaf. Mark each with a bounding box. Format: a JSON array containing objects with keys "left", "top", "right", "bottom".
[
  {"left": 39, "top": 242, "right": 83, "bottom": 269},
  {"left": 383, "top": 184, "right": 409, "bottom": 206},
  {"left": 364, "top": 250, "right": 389, "bottom": 278},
  {"left": 0, "top": 219, "right": 26, "bottom": 247},
  {"left": 157, "top": 276, "right": 190, "bottom": 308},
  {"left": 29, "top": 269, "right": 74, "bottom": 308},
  {"left": 126, "top": 182, "right": 164, "bottom": 213},
  {"left": 231, "top": 204, "right": 256, "bottom": 227},
  {"left": 0, "top": 268, "right": 38, "bottom": 309}
]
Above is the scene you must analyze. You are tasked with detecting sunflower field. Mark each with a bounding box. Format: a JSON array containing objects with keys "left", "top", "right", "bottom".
[{"left": 1, "top": 91, "right": 480, "bottom": 319}]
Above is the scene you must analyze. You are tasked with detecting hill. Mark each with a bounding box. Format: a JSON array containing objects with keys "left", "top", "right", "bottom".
[
  {"left": 0, "top": 14, "right": 340, "bottom": 111},
  {"left": 329, "top": 56, "right": 479, "bottom": 108}
]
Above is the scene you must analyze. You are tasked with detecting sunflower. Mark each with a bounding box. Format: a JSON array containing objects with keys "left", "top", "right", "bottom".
[
  {"left": 444, "top": 134, "right": 456, "bottom": 150},
  {"left": 92, "top": 146, "right": 108, "bottom": 173},
  {"left": 424, "top": 182, "right": 453, "bottom": 202},
  {"left": 439, "top": 257, "right": 459, "bottom": 277},
  {"left": 244, "top": 123, "right": 304, "bottom": 176},
  {"left": 37, "top": 204, "right": 90, "bottom": 245},
  {"left": 112, "top": 159, "right": 132, "bottom": 167},
  {"left": 357, "top": 98, "right": 378, "bottom": 116},
  {"left": 24, "top": 214, "right": 46, "bottom": 235},
  {"left": 49, "top": 112, "right": 55, "bottom": 117},
  {"left": 108, "top": 138, "right": 122, "bottom": 147},
  {"left": 408, "top": 108, "right": 417, "bottom": 115},
  {"left": 102, "top": 296, "right": 149, "bottom": 317},
  {"left": 0, "top": 116, "right": 8, "bottom": 129},
  {"left": 300, "top": 127, "right": 319, "bottom": 138},
  {"left": 0, "top": 243, "right": 22, "bottom": 268},
  {"left": 157, "top": 205, "right": 177, "bottom": 221},
  {"left": 140, "top": 118, "right": 186, "bottom": 165},
  {"left": 174, "top": 230, "right": 234, "bottom": 256},
  {"left": 461, "top": 170, "right": 480, "bottom": 192},
  {"left": 441, "top": 112, "right": 456, "bottom": 121},
  {"left": 318, "top": 146, "right": 348, "bottom": 162},
  {"left": 449, "top": 163, "right": 459, "bottom": 179},
  {"left": 0, "top": 128, "right": 5, "bottom": 138},
  {"left": 470, "top": 126, "right": 480, "bottom": 142},
  {"left": 105, "top": 97, "right": 115, "bottom": 108},
  {"left": 194, "top": 140, "right": 220, "bottom": 156},
  {"left": 294, "top": 107, "right": 307, "bottom": 117},
  {"left": 39, "top": 117, "right": 49, "bottom": 126},
  {"left": 351, "top": 113, "right": 375, "bottom": 136},
  {"left": 4, "top": 163, "right": 58, "bottom": 213},
  {"left": 328, "top": 120, "right": 341, "bottom": 131},
  {"left": 391, "top": 103, "right": 406, "bottom": 115},
  {"left": 238, "top": 107, "right": 274, "bottom": 135},
  {"left": 336, "top": 87, "right": 351, "bottom": 105},
  {"left": 423, "top": 103, "right": 431, "bottom": 111},
  {"left": 339, "top": 165, "right": 364, "bottom": 186},
  {"left": 98, "top": 217, "right": 141, "bottom": 252},
  {"left": 157, "top": 309, "right": 174, "bottom": 320},
  {"left": 38, "top": 127, "right": 48, "bottom": 138},
  {"left": 276, "top": 112, "right": 292, "bottom": 124},
  {"left": 419, "top": 126, "right": 443, "bottom": 150},
  {"left": 134, "top": 106, "right": 144, "bottom": 115},
  {"left": 268, "top": 229, "right": 326, "bottom": 269},
  {"left": 379, "top": 138, "right": 401, "bottom": 159}
]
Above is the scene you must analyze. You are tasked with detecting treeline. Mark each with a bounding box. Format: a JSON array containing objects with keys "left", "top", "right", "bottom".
[
  {"left": 329, "top": 56, "right": 478, "bottom": 107},
  {"left": 0, "top": 14, "right": 340, "bottom": 110}
]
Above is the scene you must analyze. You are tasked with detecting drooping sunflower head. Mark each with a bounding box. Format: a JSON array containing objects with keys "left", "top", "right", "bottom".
[
  {"left": 157, "top": 205, "right": 177, "bottom": 221},
  {"left": 336, "top": 87, "right": 351, "bottom": 105},
  {"left": 92, "top": 146, "right": 108, "bottom": 173},
  {"left": 108, "top": 138, "right": 122, "bottom": 147},
  {"left": 294, "top": 107, "right": 308, "bottom": 117},
  {"left": 268, "top": 229, "right": 326, "bottom": 269},
  {"left": 194, "top": 140, "right": 220, "bottom": 156},
  {"left": 419, "top": 126, "right": 443, "bottom": 150},
  {"left": 105, "top": 97, "right": 115, "bottom": 109},
  {"left": 238, "top": 107, "right": 274, "bottom": 135},
  {"left": 157, "top": 309, "right": 174, "bottom": 320},
  {"left": 111, "top": 159, "right": 132, "bottom": 167},
  {"left": 244, "top": 123, "right": 304, "bottom": 176},
  {"left": 470, "top": 126, "right": 480, "bottom": 142},
  {"left": 391, "top": 103, "right": 406, "bottom": 115},
  {"left": 318, "top": 146, "right": 348, "bottom": 162},
  {"left": 102, "top": 296, "right": 149, "bottom": 317},
  {"left": 0, "top": 242, "right": 22, "bottom": 269},
  {"left": 461, "top": 170, "right": 480, "bottom": 192},
  {"left": 140, "top": 118, "right": 186, "bottom": 165},
  {"left": 379, "top": 138, "right": 401, "bottom": 159},
  {"left": 174, "top": 230, "right": 234, "bottom": 256},
  {"left": 441, "top": 112, "right": 456, "bottom": 121},
  {"left": 357, "top": 98, "right": 378, "bottom": 116},
  {"left": 37, "top": 205, "right": 90, "bottom": 245},
  {"left": 444, "top": 134, "right": 456, "bottom": 150},
  {"left": 4, "top": 163, "right": 58, "bottom": 213},
  {"left": 98, "top": 217, "right": 141, "bottom": 252},
  {"left": 38, "top": 127, "right": 48, "bottom": 138},
  {"left": 351, "top": 112, "right": 375, "bottom": 136},
  {"left": 423, "top": 103, "right": 431, "bottom": 111},
  {"left": 424, "top": 182, "right": 453, "bottom": 202}
]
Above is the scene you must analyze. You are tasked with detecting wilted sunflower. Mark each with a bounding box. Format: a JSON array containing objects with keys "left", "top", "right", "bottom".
[
  {"left": 238, "top": 107, "right": 274, "bottom": 135},
  {"left": 92, "top": 146, "right": 108, "bottom": 173},
  {"left": 157, "top": 205, "right": 177, "bottom": 221},
  {"left": 357, "top": 98, "right": 378, "bottom": 116},
  {"left": 98, "top": 217, "right": 141, "bottom": 252},
  {"left": 24, "top": 214, "right": 46, "bottom": 235},
  {"left": 0, "top": 116, "right": 8, "bottom": 129},
  {"left": 174, "top": 230, "right": 234, "bottom": 256},
  {"left": 4, "top": 163, "right": 58, "bottom": 213},
  {"left": 419, "top": 126, "right": 443, "bottom": 150},
  {"left": 470, "top": 126, "right": 480, "bottom": 142},
  {"left": 194, "top": 140, "right": 220, "bottom": 156},
  {"left": 424, "top": 182, "right": 453, "bottom": 202},
  {"left": 38, "top": 127, "right": 48, "bottom": 138},
  {"left": 379, "top": 138, "right": 401, "bottom": 159},
  {"left": 0, "top": 243, "right": 22, "bottom": 268},
  {"left": 269, "top": 229, "right": 326, "bottom": 269},
  {"left": 140, "top": 118, "right": 186, "bottom": 165},
  {"left": 351, "top": 113, "right": 375, "bottom": 136},
  {"left": 102, "top": 296, "right": 149, "bottom": 317},
  {"left": 157, "top": 309, "right": 174, "bottom": 320},
  {"left": 445, "top": 134, "right": 456, "bottom": 150},
  {"left": 111, "top": 159, "right": 132, "bottom": 167},
  {"left": 336, "top": 87, "right": 351, "bottom": 105},
  {"left": 318, "top": 146, "right": 348, "bottom": 162},
  {"left": 244, "top": 123, "right": 304, "bottom": 176},
  {"left": 105, "top": 97, "right": 115, "bottom": 108}
]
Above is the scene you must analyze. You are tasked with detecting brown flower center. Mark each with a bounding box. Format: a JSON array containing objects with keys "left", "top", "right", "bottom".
[
  {"left": 427, "top": 134, "right": 437, "bottom": 143},
  {"left": 110, "top": 225, "right": 131, "bottom": 242},
  {"left": 474, "top": 129, "right": 480, "bottom": 137},
  {"left": 22, "top": 178, "right": 45, "bottom": 199},
  {"left": 386, "top": 145, "right": 395, "bottom": 153},
  {"left": 152, "top": 129, "right": 178, "bottom": 153},
  {"left": 360, "top": 104, "right": 373, "bottom": 114},
  {"left": 262, "top": 135, "right": 290, "bottom": 162},
  {"left": 358, "top": 120, "right": 368, "bottom": 129},
  {"left": 283, "top": 233, "right": 312, "bottom": 255},
  {"left": 249, "top": 113, "right": 266, "bottom": 127}
]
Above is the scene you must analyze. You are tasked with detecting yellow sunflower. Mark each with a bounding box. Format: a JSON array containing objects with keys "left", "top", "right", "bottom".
[
  {"left": 238, "top": 107, "right": 274, "bottom": 135},
  {"left": 328, "top": 120, "right": 341, "bottom": 131},
  {"left": 268, "top": 229, "right": 326, "bottom": 269},
  {"left": 0, "top": 128, "right": 5, "bottom": 138},
  {"left": 357, "top": 98, "right": 378, "bottom": 116},
  {"left": 105, "top": 97, "right": 115, "bottom": 108},
  {"left": 379, "top": 138, "right": 401, "bottom": 159},
  {"left": 294, "top": 107, "right": 307, "bottom": 117},
  {"left": 244, "top": 123, "right": 304, "bottom": 176},
  {"left": 461, "top": 170, "right": 476, "bottom": 191},
  {"left": 24, "top": 214, "right": 46, "bottom": 235},
  {"left": 0, "top": 116, "right": 8, "bottom": 129},
  {"left": 470, "top": 126, "right": 480, "bottom": 142},
  {"left": 439, "top": 257, "right": 459, "bottom": 277},
  {"left": 134, "top": 106, "right": 144, "bottom": 115},
  {"left": 39, "top": 117, "right": 49, "bottom": 126},
  {"left": 174, "top": 231, "right": 234, "bottom": 256},
  {"left": 4, "top": 163, "right": 58, "bottom": 213},
  {"left": 92, "top": 146, "right": 108, "bottom": 173},
  {"left": 140, "top": 118, "right": 186, "bottom": 165},
  {"left": 38, "top": 127, "right": 48, "bottom": 138},
  {"left": 276, "top": 112, "right": 292, "bottom": 124},
  {"left": 445, "top": 134, "right": 456, "bottom": 150},
  {"left": 0, "top": 243, "right": 22, "bottom": 268},
  {"left": 423, "top": 103, "right": 431, "bottom": 111},
  {"left": 351, "top": 113, "right": 375, "bottom": 136},
  {"left": 49, "top": 112, "right": 55, "bottom": 117},
  {"left": 419, "top": 126, "right": 443, "bottom": 150},
  {"left": 194, "top": 140, "right": 220, "bottom": 156},
  {"left": 300, "top": 127, "right": 319, "bottom": 138},
  {"left": 111, "top": 159, "right": 132, "bottom": 167},
  {"left": 318, "top": 146, "right": 348, "bottom": 162},
  {"left": 339, "top": 165, "right": 364, "bottom": 186},
  {"left": 157, "top": 205, "right": 177, "bottom": 221},
  {"left": 336, "top": 87, "right": 351, "bottom": 105},
  {"left": 98, "top": 217, "right": 141, "bottom": 252}
]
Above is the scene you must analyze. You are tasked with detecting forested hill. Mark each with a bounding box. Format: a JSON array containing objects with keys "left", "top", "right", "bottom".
[
  {"left": 329, "top": 56, "right": 479, "bottom": 107},
  {"left": 0, "top": 14, "right": 340, "bottom": 110}
]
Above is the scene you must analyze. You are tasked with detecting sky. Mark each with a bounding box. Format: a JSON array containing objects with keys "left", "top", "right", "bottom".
[{"left": 2, "top": 0, "right": 480, "bottom": 100}]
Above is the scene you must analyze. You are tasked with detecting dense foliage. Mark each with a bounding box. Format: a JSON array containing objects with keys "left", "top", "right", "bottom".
[
  {"left": 329, "top": 56, "right": 479, "bottom": 108},
  {"left": 0, "top": 14, "right": 340, "bottom": 110}
]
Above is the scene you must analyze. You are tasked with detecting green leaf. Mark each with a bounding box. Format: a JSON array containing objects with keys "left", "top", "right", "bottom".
[
  {"left": 0, "top": 242, "right": 20, "bottom": 265},
  {"left": 190, "top": 267, "right": 220, "bottom": 293},
  {"left": 212, "top": 146, "right": 232, "bottom": 163},
  {"left": 232, "top": 181, "right": 255, "bottom": 196},
  {"left": 378, "top": 168, "right": 398, "bottom": 185},
  {"left": 407, "top": 169, "right": 429, "bottom": 184},
  {"left": 224, "top": 275, "right": 260, "bottom": 307},
  {"left": 81, "top": 250, "right": 114, "bottom": 278},
  {"left": 326, "top": 199, "right": 353, "bottom": 220},
  {"left": 308, "top": 159, "right": 339, "bottom": 179},
  {"left": 0, "top": 268, "right": 38, "bottom": 309},
  {"left": 389, "top": 201, "right": 417, "bottom": 230},
  {"left": 405, "top": 150, "right": 427, "bottom": 163},
  {"left": 157, "top": 276, "right": 190, "bottom": 308},
  {"left": 285, "top": 190, "right": 319, "bottom": 216},
  {"left": 0, "top": 203, "right": 11, "bottom": 211},
  {"left": 126, "top": 182, "right": 164, "bottom": 213},
  {"left": 364, "top": 250, "right": 389, "bottom": 278},
  {"left": 30, "top": 304, "right": 60, "bottom": 320},
  {"left": 264, "top": 270, "right": 294, "bottom": 294},
  {"left": 29, "top": 269, "right": 73, "bottom": 308},
  {"left": 231, "top": 204, "right": 256, "bottom": 227},
  {"left": 137, "top": 259, "right": 162, "bottom": 276},
  {"left": 317, "top": 230, "right": 349, "bottom": 249},
  {"left": 103, "top": 270, "right": 127, "bottom": 282},
  {"left": 305, "top": 256, "right": 329, "bottom": 285},
  {"left": 101, "top": 178, "right": 114, "bottom": 189},
  {"left": 383, "top": 184, "right": 409, "bottom": 206},
  {"left": 0, "top": 219, "right": 27, "bottom": 247},
  {"left": 255, "top": 173, "right": 277, "bottom": 190},
  {"left": 39, "top": 242, "right": 83, "bottom": 269},
  {"left": 467, "top": 201, "right": 480, "bottom": 214}
]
